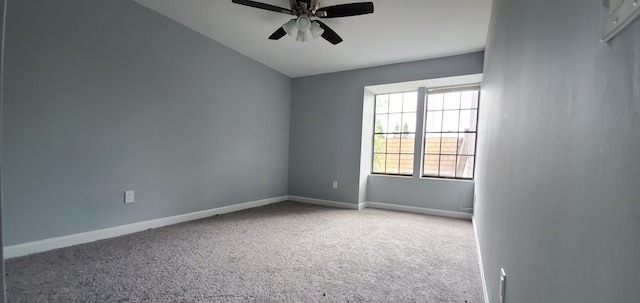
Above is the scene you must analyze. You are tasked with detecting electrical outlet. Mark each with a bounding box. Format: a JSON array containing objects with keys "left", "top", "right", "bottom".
[
  {"left": 332, "top": 181, "right": 338, "bottom": 190},
  {"left": 500, "top": 268, "right": 507, "bottom": 303},
  {"left": 125, "top": 190, "right": 135, "bottom": 203}
]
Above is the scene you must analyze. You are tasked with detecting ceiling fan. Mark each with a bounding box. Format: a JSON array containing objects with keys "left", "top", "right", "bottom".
[{"left": 231, "top": 0, "right": 374, "bottom": 45}]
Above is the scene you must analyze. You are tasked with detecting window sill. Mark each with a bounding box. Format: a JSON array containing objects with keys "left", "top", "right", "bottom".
[
  {"left": 368, "top": 174, "right": 474, "bottom": 184},
  {"left": 421, "top": 176, "right": 475, "bottom": 183},
  {"left": 369, "top": 173, "right": 413, "bottom": 179}
]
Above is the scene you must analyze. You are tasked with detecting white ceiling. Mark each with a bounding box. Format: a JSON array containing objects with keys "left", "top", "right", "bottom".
[{"left": 134, "top": 0, "right": 493, "bottom": 77}]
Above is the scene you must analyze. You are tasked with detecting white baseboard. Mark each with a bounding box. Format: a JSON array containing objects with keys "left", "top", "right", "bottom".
[
  {"left": 287, "top": 195, "right": 359, "bottom": 210},
  {"left": 287, "top": 196, "right": 472, "bottom": 220},
  {"left": 363, "top": 201, "right": 473, "bottom": 220},
  {"left": 4, "top": 196, "right": 287, "bottom": 259},
  {"left": 5, "top": 196, "right": 474, "bottom": 259},
  {"left": 473, "top": 216, "right": 490, "bottom": 303}
]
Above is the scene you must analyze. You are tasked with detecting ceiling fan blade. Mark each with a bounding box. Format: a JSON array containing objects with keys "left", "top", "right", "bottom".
[
  {"left": 268, "top": 27, "right": 287, "bottom": 40},
  {"left": 317, "top": 2, "right": 374, "bottom": 18},
  {"left": 231, "top": 0, "right": 293, "bottom": 14},
  {"left": 314, "top": 20, "right": 343, "bottom": 45}
]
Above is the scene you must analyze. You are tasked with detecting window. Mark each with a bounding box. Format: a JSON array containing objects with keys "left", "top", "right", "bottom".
[
  {"left": 423, "top": 86, "right": 479, "bottom": 179},
  {"left": 372, "top": 91, "right": 418, "bottom": 175},
  {"left": 371, "top": 85, "right": 480, "bottom": 180}
]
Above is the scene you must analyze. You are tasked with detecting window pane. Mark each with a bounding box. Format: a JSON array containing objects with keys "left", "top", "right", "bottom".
[
  {"left": 442, "top": 111, "right": 459, "bottom": 132},
  {"left": 458, "top": 109, "right": 478, "bottom": 132},
  {"left": 425, "top": 111, "right": 443, "bottom": 132},
  {"left": 441, "top": 135, "right": 458, "bottom": 155},
  {"left": 400, "top": 136, "right": 415, "bottom": 153},
  {"left": 460, "top": 91, "right": 478, "bottom": 109},
  {"left": 427, "top": 94, "right": 443, "bottom": 110},
  {"left": 372, "top": 154, "right": 386, "bottom": 173},
  {"left": 424, "top": 134, "right": 442, "bottom": 154},
  {"left": 443, "top": 92, "right": 461, "bottom": 110},
  {"left": 421, "top": 87, "right": 479, "bottom": 179},
  {"left": 388, "top": 113, "right": 402, "bottom": 134},
  {"left": 439, "top": 155, "right": 457, "bottom": 177},
  {"left": 389, "top": 93, "right": 403, "bottom": 113},
  {"left": 402, "top": 113, "right": 416, "bottom": 133},
  {"left": 403, "top": 92, "right": 418, "bottom": 112},
  {"left": 471, "top": 91, "right": 479, "bottom": 108},
  {"left": 385, "top": 154, "right": 400, "bottom": 174},
  {"left": 386, "top": 137, "right": 400, "bottom": 153},
  {"left": 375, "top": 95, "right": 389, "bottom": 113},
  {"left": 456, "top": 156, "right": 475, "bottom": 178},
  {"left": 423, "top": 154, "right": 440, "bottom": 176},
  {"left": 399, "top": 154, "right": 414, "bottom": 175},
  {"left": 457, "top": 133, "right": 476, "bottom": 155},
  {"left": 373, "top": 135, "right": 387, "bottom": 153},
  {"left": 375, "top": 114, "right": 388, "bottom": 133}
]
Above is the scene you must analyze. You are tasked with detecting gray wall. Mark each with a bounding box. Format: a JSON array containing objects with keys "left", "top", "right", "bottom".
[
  {"left": 367, "top": 175, "right": 474, "bottom": 213},
  {"left": 3, "top": 0, "right": 290, "bottom": 246},
  {"left": 289, "top": 52, "right": 484, "bottom": 206},
  {"left": 475, "top": 0, "right": 640, "bottom": 302}
]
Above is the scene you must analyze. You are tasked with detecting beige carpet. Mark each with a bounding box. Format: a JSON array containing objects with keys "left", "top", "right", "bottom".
[{"left": 5, "top": 201, "right": 483, "bottom": 302}]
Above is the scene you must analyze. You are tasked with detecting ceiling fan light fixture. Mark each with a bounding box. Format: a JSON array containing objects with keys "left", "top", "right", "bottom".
[
  {"left": 296, "top": 16, "right": 312, "bottom": 32},
  {"left": 297, "top": 30, "right": 312, "bottom": 43},
  {"left": 283, "top": 19, "right": 298, "bottom": 37},
  {"left": 310, "top": 21, "right": 324, "bottom": 39}
]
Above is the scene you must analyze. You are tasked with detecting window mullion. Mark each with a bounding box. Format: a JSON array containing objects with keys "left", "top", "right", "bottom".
[
  {"left": 455, "top": 93, "right": 462, "bottom": 178},
  {"left": 384, "top": 112, "right": 389, "bottom": 173},
  {"left": 413, "top": 87, "right": 427, "bottom": 178}
]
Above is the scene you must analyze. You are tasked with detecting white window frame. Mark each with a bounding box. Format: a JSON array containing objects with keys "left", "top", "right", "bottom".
[
  {"left": 361, "top": 74, "right": 483, "bottom": 181},
  {"left": 422, "top": 85, "right": 480, "bottom": 180},
  {"left": 371, "top": 91, "right": 419, "bottom": 176}
]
